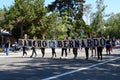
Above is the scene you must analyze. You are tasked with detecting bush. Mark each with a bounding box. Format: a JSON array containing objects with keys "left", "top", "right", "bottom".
[{"left": 0, "top": 48, "right": 3, "bottom": 52}]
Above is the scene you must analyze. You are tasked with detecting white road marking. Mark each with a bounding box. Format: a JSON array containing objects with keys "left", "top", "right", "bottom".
[{"left": 42, "top": 57, "right": 120, "bottom": 80}]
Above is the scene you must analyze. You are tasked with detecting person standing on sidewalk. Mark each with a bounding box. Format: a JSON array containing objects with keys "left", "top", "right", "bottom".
[
  {"left": 30, "top": 36, "right": 37, "bottom": 58},
  {"left": 5, "top": 38, "right": 10, "bottom": 56}
]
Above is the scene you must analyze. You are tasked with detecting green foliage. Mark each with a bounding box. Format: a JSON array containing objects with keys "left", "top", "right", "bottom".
[
  {"left": 1, "top": 0, "right": 57, "bottom": 39},
  {"left": 91, "top": 0, "right": 106, "bottom": 31},
  {"left": 48, "top": 0, "right": 86, "bottom": 37},
  {"left": 0, "top": 0, "right": 87, "bottom": 39},
  {"left": 48, "top": 0, "right": 85, "bottom": 19},
  {"left": 0, "top": 48, "right": 3, "bottom": 52},
  {"left": 103, "top": 13, "right": 120, "bottom": 38}
]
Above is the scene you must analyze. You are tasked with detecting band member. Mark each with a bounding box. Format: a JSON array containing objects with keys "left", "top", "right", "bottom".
[
  {"left": 91, "top": 32, "right": 97, "bottom": 57},
  {"left": 23, "top": 34, "right": 28, "bottom": 57},
  {"left": 111, "top": 37, "right": 116, "bottom": 51},
  {"left": 97, "top": 32, "right": 103, "bottom": 60},
  {"left": 73, "top": 35, "right": 78, "bottom": 59},
  {"left": 61, "top": 35, "right": 68, "bottom": 58},
  {"left": 68, "top": 37, "right": 71, "bottom": 53},
  {"left": 30, "top": 36, "right": 37, "bottom": 58},
  {"left": 51, "top": 35, "right": 57, "bottom": 58},
  {"left": 85, "top": 33, "right": 90, "bottom": 60},
  {"left": 41, "top": 35, "right": 46, "bottom": 57},
  {"left": 106, "top": 36, "right": 111, "bottom": 55}
]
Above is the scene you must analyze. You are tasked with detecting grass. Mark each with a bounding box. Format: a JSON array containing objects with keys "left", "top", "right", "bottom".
[{"left": 0, "top": 48, "right": 3, "bottom": 52}]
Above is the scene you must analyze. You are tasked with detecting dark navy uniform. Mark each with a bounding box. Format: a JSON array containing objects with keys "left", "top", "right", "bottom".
[
  {"left": 30, "top": 40, "right": 37, "bottom": 58},
  {"left": 23, "top": 40, "right": 27, "bottom": 56},
  {"left": 106, "top": 39, "right": 111, "bottom": 55},
  {"left": 97, "top": 32, "right": 103, "bottom": 60}
]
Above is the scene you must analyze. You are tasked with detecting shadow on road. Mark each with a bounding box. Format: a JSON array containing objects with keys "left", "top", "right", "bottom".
[{"left": 0, "top": 53, "right": 120, "bottom": 80}]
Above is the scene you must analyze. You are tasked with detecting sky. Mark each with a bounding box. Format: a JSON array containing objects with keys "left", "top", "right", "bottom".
[
  {"left": 85, "top": 0, "right": 120, "bottom": 14},
  {"left": 0, "top": 0, "right": 120, "bottom": 14}
]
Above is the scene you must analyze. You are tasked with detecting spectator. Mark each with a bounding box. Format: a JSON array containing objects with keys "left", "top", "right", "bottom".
[{"left": 5, "top": 38, "right": 10, "bottom": 56}]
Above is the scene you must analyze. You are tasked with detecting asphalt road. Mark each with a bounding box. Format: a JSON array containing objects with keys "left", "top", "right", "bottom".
[{"left": 0, "top": 49, "right": 119, "bottom": 80}]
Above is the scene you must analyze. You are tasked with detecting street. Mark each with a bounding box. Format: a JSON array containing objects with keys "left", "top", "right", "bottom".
[{"left": 0, "top": 48, "right": 120, "bottom": 80}]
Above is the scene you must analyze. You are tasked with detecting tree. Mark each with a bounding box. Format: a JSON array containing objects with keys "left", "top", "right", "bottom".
[
  {"left": 91, "top": 0, "right": 106, "bottom": 31},
  {"left": 48, "top": 0, "right": 86, "bottom": 37},
  {"left": 103, "top": 13, "right": 120, "bottom": 38},
  {"left": 1, "top": 0, "right": 57, "bottom": 39},
  {"left": 0, "top": 9, "right": 5, "bottom": 21},
  {"left": 0, "top": 9, "right": 5, "bottom": 30},
  {"left": 48, "top": 0, "right": 85, "bottom": 19},
  {"left": 83, "top": 4, "right": 92, "bottom": 25}
]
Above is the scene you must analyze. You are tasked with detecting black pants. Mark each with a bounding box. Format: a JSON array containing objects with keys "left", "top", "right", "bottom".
[
  {"left": 23, "top": 51, "right": 27, "bottom": 56},
  {"left": 73, "top": 48, "right": 78, "bottom": 58},
  {"left": 97, "top": 47, "right": 103, "bottom": 60},
  {"left": 85, "top": 48, "right": 89, "bottom": 60},
  {"left": 61, "top": 48, "right": 67, "bottom": 57},
  {"left": 23, "top": 47, "right": 27, "bottom": 56},
  {"left": 91, "top": 47, "right": 96, "bottom": 57},
  {"left": 41, "top": 48, "right": 45, "bottom": 57},
  {"left": 106, "top": 46, "right": 110, "bottom": 55},
  {"left": 52, "top": 48, "right": 56, "bottom": 57},
  {"left": 68, "top": 48, "right": 71, "bottom": 53},
  {"left": 30, "top": 48, "right": 37, "bottom": 57}
]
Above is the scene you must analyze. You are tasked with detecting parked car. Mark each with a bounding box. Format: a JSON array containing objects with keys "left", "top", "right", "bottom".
[
  {"left": 115, "top": 43, "right": 120, "bottom": 48},
  {"left": 10, "top": 43, "right": 22, "bottom": 51}
]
